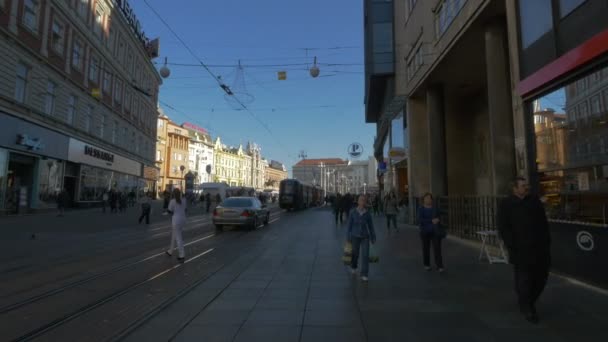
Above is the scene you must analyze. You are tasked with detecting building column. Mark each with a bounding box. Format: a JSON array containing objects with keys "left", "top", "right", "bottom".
[
  {"left": 426, "top": 86, "right": 448, "bottom": 196},
  {"left": 485, "top": 22, "right": 516, "bottom": 195}
]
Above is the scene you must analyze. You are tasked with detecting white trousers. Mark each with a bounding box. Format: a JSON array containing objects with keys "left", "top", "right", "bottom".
[{"left": 168, "top": 222, "right": 185, "bottom": 258}]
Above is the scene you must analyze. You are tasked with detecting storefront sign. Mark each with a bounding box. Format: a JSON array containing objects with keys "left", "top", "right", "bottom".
[
  {"left": 68, "top": 138, "right": 141, "bottom": 176},
  {"left": 143, "top": 166, "right": 159, "bottom": 180},
  {"left": 16, "top": 134, "right": 44, "bottom": 151},
  {"left": 182, "top": 122, "right": 208, "bottom": 134},
  {"left": 114, "top": 0, "right": 148, "bottom": 48},
  {"left": 84, "top": 145, "right": 114, "bottom": 163},
  {"left": 388, "top": 147, "right": 407, "bottom": 161}
]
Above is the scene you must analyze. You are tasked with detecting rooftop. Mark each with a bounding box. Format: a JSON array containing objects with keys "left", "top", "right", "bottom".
[{"left": 294, "top": 158, "right": 347, "bottom": 167}]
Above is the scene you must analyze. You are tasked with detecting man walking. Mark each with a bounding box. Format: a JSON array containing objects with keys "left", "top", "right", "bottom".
[{"left": 498, "top": 177, "right": 551, "bottom": 324}]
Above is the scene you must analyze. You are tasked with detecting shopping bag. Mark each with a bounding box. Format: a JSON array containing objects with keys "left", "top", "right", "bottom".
[
  {"left": 369, "top": 245, "right": 379, "bottom": 263},
  {"left": 343, "top": 241, "right": 352, "bottom": 255}
]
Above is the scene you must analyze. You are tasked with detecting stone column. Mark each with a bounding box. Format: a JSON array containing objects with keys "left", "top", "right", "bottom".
[
  {"left": 485, "top": 22, "right": 516, "bottom": 195},
  {"left": 426, "top": 86, "right": 448, "bottom": 197}
]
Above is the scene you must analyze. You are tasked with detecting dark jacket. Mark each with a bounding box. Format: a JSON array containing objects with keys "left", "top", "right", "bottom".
[
  {"left": 347, "top": 207, "right": 376, "bottom": 242},
  {"left": 417, "top": 206, "right": 439, "bottom": 234},
  {"left": 497, "top": 195, "right": 551, "bottom": 266}
]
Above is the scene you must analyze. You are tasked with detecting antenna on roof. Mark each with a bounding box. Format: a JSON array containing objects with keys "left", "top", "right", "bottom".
[{"left": 298, "top": 150, "right": 307, "bottom": 160}]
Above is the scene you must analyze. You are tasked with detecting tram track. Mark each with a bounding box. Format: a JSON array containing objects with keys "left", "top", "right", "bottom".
[{"left": 2, "top": 211, "right": 284, "bottom": 342}]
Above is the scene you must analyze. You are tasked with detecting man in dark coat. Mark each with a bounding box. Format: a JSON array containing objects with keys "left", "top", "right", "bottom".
[{"left": 498, "top": 177, "right": 551, "bottom": 324}]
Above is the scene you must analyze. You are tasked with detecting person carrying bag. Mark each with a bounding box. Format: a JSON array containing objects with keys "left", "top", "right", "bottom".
[{"left": 346, "top": 195, "right": 376, "bottom": 282}]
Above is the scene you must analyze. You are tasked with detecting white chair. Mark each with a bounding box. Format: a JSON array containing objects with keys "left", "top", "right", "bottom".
[{"left": 476, "top": 230, "right": 508, "bottom": 264}]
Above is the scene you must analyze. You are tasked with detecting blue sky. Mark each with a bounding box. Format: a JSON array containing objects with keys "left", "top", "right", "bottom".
[{"left": 130, "top": 0, "right": 375, "bottom": 172}]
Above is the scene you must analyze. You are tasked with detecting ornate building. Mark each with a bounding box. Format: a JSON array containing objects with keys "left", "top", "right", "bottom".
[
  {"left": 213, "top": 137, "right": 246, "bottom": 186},
  {"left": 183, "top": 122, "right": 213, "bottom": 186},
  {"left": 264, "top": 160, "right": 287, "bottom": 191}
]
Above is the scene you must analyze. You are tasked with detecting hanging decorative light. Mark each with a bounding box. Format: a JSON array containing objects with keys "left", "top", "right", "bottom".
[
  {"left": 160, "top": 57, "right": 171, "bottom": 78},
  {"left": 309, "top": 56, "right": 320, "bottom": 78}
]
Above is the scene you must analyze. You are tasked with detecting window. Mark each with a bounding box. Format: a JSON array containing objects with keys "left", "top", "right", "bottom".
[
  {"left": 112, "top": 120, "right": 118, "bottom": 144},
  {"left": 103, "top": 70, "right": 111, "bottom": 93},
  {"left": 72, "top": 39, "right": 83, "bottom": 70},
  {"left": 99, "top": 114, "right": 105, "bottom": 138},
  {"left": 126, "top": 53, "right": 133, "bottom": 76},
  {"left": 84, "top": 105, "right": 92, "bottom": 132},
  {"left": 78, "top": 0, "right": 89, "bottom": 18},
  {"left": 518, "top": 0, "right": 553, "bottom": 49},
  {"left": 23, "top": 0, "right": 39, "bottom": 31},
  {"left": 14, "top": 63, "right": 29, "bottom": 103},
  {"left": 579, "top": 102, "right": 589, "bottom": 119},
  {"left": 559, "top": 0, "right": 586, "bottom": 17},
  {"left": 107, "top": 27, "right": 114, "bottom": 52},
  {"left": 158, "top": 120, "right": 164, "bottom": 128},
  {"left": 124, "top": 90, "right": 131, "bottom": 110},
  {"left": 114, "top": 79, "right": 122, "bottom": 103},
  {"left": 117, "top": 39, "right": 125, "bottom": 61},
  {"left": 67, "top": 95, "right": 77, "bottom": 124},
  {"left": 43, "top": 80, "right": 56, "bottom": 115},
  {"left": 89, "top": 56, "right": 99, "bottom": 83},
  {"left": 123, "top": 127, "right": 128, "bottom": 146},
  {"left": 51, "top": 19, "right": 65, "bottom": 55},
  {"left": 136, "top": 136, "right": 141, "bottom": 154},
  {"left": 156, "top": 150, "right": 161, "bottom": 161},
  {"left": 94, "top": 8, "right": 103, "bottom": 38},
  {"left": 591, "top": 95, "right": 601, "bottom": 115},
  {"left": 435, "top": 0, "right": 465, "bottom": 37},
  {"left": 131, "top": 131, "right": 135, "bottom": 150}
]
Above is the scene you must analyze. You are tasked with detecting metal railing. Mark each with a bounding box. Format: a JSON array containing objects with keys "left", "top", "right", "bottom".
[{"left": 413, "top": 195, "right": 505, "bottom": 247}]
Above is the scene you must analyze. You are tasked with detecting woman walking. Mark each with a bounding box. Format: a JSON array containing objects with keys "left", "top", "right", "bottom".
[
  {"left": 166, "top": 188, "right": 187, "bottom": 263},
  {"left": 384, "top": 191, "right": 399, "bottom": 234},
  {"left": 417, "top": 193, "right": 444, "bottom": 272},
  {"left": 347, "top": 195, "right": 377, "bottom": 282}
]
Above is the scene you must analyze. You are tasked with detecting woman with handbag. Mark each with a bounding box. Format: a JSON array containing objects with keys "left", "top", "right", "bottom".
[
  {"left": 417, "top": 193, "right": 445, "bottom": 273},
  {"left": 347, "top": 195, "right": 377, "bottom": 282}
]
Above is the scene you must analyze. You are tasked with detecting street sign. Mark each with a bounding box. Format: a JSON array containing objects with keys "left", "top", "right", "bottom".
[{"left": 348, "top": 143, "right": 363, "bottom": 158}]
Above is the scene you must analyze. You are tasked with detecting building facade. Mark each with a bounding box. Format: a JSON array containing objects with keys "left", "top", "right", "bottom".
[
  {"left": 244, "top": 142, "right": 264, "bottom": 190},
  {"left": 264, "top": 160, "right": 287, "bottom": 191},
  {"left": 183, "top": 122, "right": 213, "bottom": 187},
  {"left": 364, "top": 0, "right": 608, "bottom": 286},
  {"left": 157, "top": 120, "right": 189, "bottom": 192},
  {"left": 213, "top": 137, "right": 246, "bottom": 186},
  {"left": 0, "top": 0, "right": 160, "bottom": 212}
]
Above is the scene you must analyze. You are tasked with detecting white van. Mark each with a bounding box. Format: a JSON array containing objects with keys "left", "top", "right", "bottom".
[{"left": 201, "top": 182, "right": 228, "bottom": 200}]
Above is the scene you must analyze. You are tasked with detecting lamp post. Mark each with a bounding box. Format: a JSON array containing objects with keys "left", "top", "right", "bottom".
[{"left": 180, "top": 165, "right": 185, "bottom": 190}]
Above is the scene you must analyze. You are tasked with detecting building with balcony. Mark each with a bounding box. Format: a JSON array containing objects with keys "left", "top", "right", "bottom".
[
  {"left": 264, "top": 160, "right": 287, "bottom": 191},
  {"left": 213, "top": 137, "right": 246, "bottom": 187},
  {"left": 156, "top": 119, "right": 189, "bottom": 192},
  {"left": 0, "top": 0, "right": 161, "bottom": 212},
  {"left": 183, "top": 122, "right": 214, "bottom": 187}
]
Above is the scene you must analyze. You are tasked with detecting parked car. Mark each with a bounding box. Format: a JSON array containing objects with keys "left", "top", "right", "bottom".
[{"left": 212, "top": 197, "right": 270, "bottom": 231}]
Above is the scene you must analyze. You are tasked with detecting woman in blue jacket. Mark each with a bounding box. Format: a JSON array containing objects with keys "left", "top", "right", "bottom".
[
  {"left": 417, "top": 193, "right": 444, "bottom": 272},
  {"left": 347, "top": 195, "right": 376, "bottom": 282}
]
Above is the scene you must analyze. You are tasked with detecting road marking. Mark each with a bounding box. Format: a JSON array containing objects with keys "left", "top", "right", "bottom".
[
  {"left": 269, "top": 218, "right": 280, "bottom": 224},
  {"left": 185, "top": 248, "right": 214, "bottom": 263}
]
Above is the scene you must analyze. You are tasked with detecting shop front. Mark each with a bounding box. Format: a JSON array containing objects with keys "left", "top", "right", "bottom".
[
  {"left": 143, "top": 165, "right": 160, "bottom": 198},
  {"left": 0, "top": 112, "right": 70, "bottom": 214},
  {"left": 67, "top": 138, "right": 143, "bottom": 207}
]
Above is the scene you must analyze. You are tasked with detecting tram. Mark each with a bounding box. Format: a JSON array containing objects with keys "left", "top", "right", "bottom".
[{"left": 279, "top": 179, "right": 322, "bottom": 210}]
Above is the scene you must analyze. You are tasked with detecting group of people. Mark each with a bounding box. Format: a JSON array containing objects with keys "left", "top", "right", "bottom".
[
  {"left": 101, "top": 189, "right": 137, "bottom": 214},
  {"left": 331, "top": 191, "right": 403, "bottom": 233},
  {"left": 344, "top": 177, "right": 551, "bottom": 324}
]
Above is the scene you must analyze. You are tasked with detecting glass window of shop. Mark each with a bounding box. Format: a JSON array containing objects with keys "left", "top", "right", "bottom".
[
  {"left": 0, "top": 149, "right": 8, "bottom": 209},
  {"left": 532, "top": 65, "right": 608, "bottom": 225},
  {"left": 79, "top": 165, "right": 140, "bottom": 201},
  {"left": 518, "top": 0, "right": 553, "bottom": 49},
  {"left": 37, "top": 159, "right": 63, "bottom": 209}
]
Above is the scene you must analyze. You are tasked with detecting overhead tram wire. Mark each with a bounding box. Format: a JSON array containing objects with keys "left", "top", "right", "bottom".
[{"left": 143, "top": 0, "right": 289, "bottom": 155}]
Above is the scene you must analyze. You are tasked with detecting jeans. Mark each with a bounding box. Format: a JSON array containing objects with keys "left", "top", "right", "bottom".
[
  {"left": 138, "top": 208, "right": 151, "bottom": 224},
  {"left": 421, "top": 232, "right": 443, "bottom": 268},
  {"left": 351, "top": 237, "right": 370, "bottom": 276},
  {"left": 514, "top": 264, "right": 549, "bottom": 314},
  {"left": 386, "top": 214, "right": 397, "bottom": 231}
]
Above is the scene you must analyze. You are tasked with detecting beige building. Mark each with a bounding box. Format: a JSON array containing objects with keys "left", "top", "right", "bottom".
[
  {"left": 264, "top": 160, "right": 287, "bottom": 191},
  {"left": 156, "top": 113, "right": 191, "bottom": 193},
  {"left": 0, "top": 0, "right": 160, "bottom": 212},
  {"left": 213, "top": 137, "right": 246, "bottom": 187}
]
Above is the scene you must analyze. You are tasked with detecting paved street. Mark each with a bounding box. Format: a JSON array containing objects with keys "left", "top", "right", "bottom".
[{"left": 1, "top": 206, "right": 607, "bottom": 341}]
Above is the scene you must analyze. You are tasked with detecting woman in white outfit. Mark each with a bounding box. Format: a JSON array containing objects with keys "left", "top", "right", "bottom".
[{"left": 166, "top": 188, "right": 187, "bottom": 263}]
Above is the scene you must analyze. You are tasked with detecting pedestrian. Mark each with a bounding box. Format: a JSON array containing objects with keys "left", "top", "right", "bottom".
[
  {"left": 498, "top": 177, "right": 551, "bottom": 324},
  {"left": 119, "top": 192, "right": 127, "bottom": 213},
  {"left": 102, "top": 190, "right": 109, "bottom": 213},
  {"left": 162, "top": 189, "right": 171, "bottom": 215},
  {"left": 56, "top": 188, "right": 70, "bottom": 217},
  {"left": 215, "top": 193, "right": 221, "bottom": 205},
  {"left": 384, "top": 191, "right": 399, "bottom": 233},
  {"left": 417, "top": 193, "right": 444, "bottom": 272},
  {"left": 333, "top": 193, "right": 343, "bottom": 224},
  {"left": 205, "top": 193, "right": 212, "bottom": 213},
  {"left": 347, "top": 195, "right": 376, "bottom": 282},
  {"left": 372, "top": 194, "right": 379, "bottom": 216},
  {"left": 166, "top": 188, "right": 187, "bottom": 263},
  {"left": 138, "top": 195, "right": 152, "bottom": 225}
]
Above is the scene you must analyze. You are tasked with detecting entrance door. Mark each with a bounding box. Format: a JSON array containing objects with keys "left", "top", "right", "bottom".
[
  {"left": 63, "top": 176, "right": 76, "bottom": 207},
  {"left": 5, "top": 153, "right": 37, "bottom": 213}
]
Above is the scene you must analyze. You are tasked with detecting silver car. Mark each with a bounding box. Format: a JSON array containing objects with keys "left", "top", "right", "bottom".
[{"left": 213, "top": 197, "right": 270, "bottom": 231}]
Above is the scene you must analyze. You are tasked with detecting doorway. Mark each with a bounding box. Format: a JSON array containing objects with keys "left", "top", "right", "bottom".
[{"left": 4, "top": 153, "right": 37, "bottom": 213}]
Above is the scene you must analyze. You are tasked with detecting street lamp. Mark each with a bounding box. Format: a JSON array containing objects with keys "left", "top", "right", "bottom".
[{"left": 180, "top": 165, "right": 185, "bottom": 189}]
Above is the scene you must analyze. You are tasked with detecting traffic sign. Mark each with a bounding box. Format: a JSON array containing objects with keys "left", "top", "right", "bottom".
[{"left": 348, "top": 143, "right": 363, "bottom": 158}]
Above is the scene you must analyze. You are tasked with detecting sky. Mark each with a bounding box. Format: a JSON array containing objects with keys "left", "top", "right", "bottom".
[{"left": 130, "top": 0, "right": 376, "bottom": 173}]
